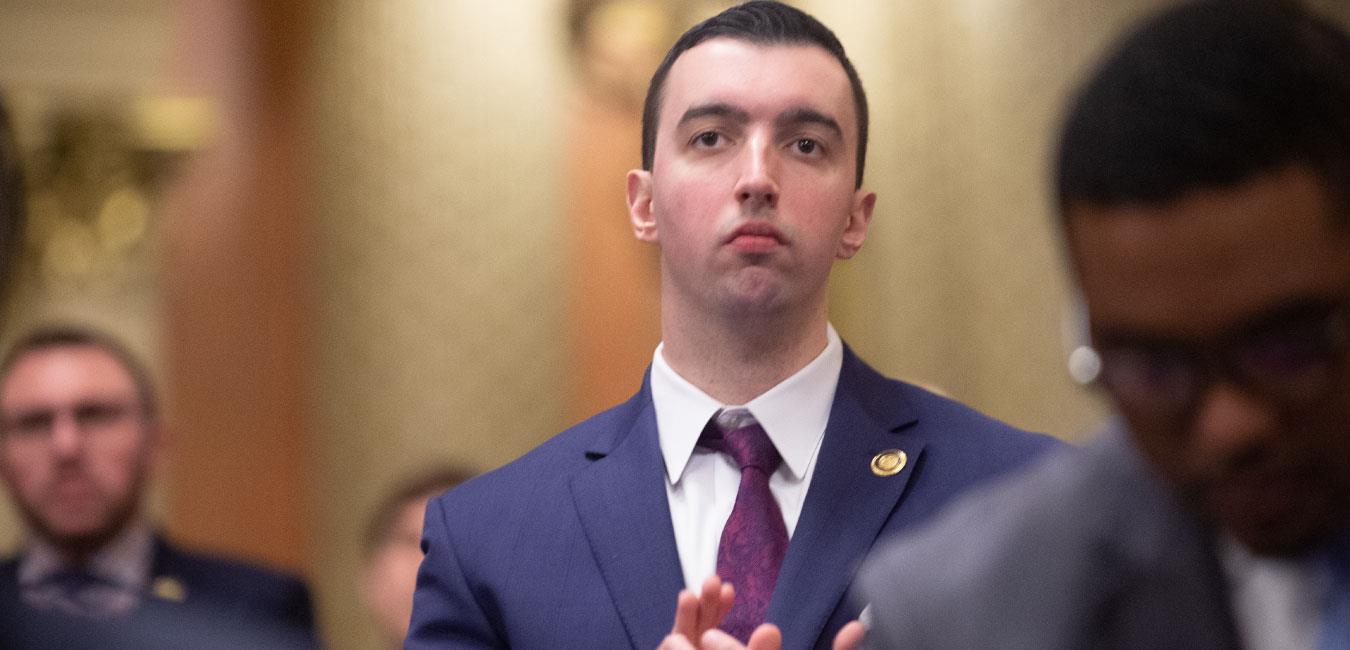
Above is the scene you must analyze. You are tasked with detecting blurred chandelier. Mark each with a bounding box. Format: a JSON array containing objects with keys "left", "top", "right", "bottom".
[{"left": 21, "top": 96, "right": 209, "bottom": 286}]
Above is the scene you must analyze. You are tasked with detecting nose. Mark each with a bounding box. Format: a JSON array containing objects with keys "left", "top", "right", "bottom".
[
  {"left": 1189, "top": 380, "right": 1278, "bottom": 466},
  {"left": 49, "top": 413, "right": 84, "bottom": 459},
  {"left": 733, "top": 132, "right": 779, "bottom": 209}
]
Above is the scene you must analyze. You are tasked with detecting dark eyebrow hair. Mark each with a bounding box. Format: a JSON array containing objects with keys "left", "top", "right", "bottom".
[
  {"left": 677, "top": 103, "right": 844, "bottom": 143},
  {"left": 776, "top": 107, "right": 842, "bottom": 139},
  {"left": 677, "top": 103, "right": 750, "bottom": 129},
  {"left": 1091, "top": 294, "right": 1347, "bottom": 351}
]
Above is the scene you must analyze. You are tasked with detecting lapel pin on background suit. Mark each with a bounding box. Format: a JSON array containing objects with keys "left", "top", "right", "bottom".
[
  {"left": 151, "top": 576, "right": 187, "bottom": 603},
  {"left": 870, "top": 450, "right": 907, "bottom": 477}
]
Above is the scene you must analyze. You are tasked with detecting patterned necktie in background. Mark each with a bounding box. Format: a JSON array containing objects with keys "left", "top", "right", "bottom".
[
  {"left": 25, "top": 567, "right": 136, "bottom": 618},
  {"left": 700, "top": 408, "right": 788, "bottom": 643}
]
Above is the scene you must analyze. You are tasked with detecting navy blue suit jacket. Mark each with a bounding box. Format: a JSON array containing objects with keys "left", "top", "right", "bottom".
[
  {"left": 0, "top": 535, "right": 317, "bottom": 649},
  {"left": 408, "top": 348, "right": 1060, "bottom": 649}
]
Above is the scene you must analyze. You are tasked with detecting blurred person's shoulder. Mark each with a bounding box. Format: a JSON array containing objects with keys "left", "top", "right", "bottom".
[
  {"left": 149, "top": 535, "right": 314, "bottom": 622},
  {"left": 860, "top": 428, "right": 1236, "bottom": 649}
]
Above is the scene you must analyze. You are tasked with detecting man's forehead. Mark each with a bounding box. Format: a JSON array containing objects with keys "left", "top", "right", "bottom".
[
  {"left": 1, "top": 346, "right": 139, "bottom": 404},
  {"left": 1068, "top": 167, "right": 1350, "bottom": 339},
  {"left": 659, "top": 38, "right": 855, "bottom": 129}
]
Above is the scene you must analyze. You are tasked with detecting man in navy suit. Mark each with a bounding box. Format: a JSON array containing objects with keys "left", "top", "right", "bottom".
[
  {"left": 0, "top": 326, "right": 317, "bottom": 648},
  {"left": 407, "top": 3, "right": 1058, "bottom": 649}
]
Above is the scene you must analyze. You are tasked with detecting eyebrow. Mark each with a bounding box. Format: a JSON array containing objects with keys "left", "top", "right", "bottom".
[
  {"left": 676, "top": 104, "right": 844, "bottom": 140},
  {"left": 677, "top": 103, "right": 750, "bottom": 129},
  {"left": 775, "top": 107, "right": 843, "bottom": 139}
]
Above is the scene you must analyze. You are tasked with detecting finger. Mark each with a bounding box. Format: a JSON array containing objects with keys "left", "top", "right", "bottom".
[
  {"left": 659, "top": 632, "right": 699, "bottom": 650},
  {"left": 832, "top": 620, "right": 866, "bottom": 650},
  {"left": 716, "top": 581, "right": 735, "bottom": 624},
  {"left": 699, "top": 629, "right": 748, "bottom": 650},
  {"left": 672, "top": 590, "right": 700, "bottom": 637},
  {"left": 718, "top": 581, "right": 739, "bottom": 627},
  {"left": 745, "top": 623, "right": 783, "bottom": 650},
  {"left": 696, "top": 576, "right": 724, "bottom": 634}
]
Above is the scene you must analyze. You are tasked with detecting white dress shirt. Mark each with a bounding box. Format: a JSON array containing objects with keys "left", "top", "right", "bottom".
[
  {"left": 651, "top": 324, "right": 843, "bottom": 591},
  {"left": 1220, "top": 534, "right": 1329, "bottom": 650}
]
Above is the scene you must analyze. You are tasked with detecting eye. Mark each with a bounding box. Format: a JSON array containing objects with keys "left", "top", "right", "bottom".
[
  {"left": 4, "top": 411, "right": 55, "bottom": 439},
  {"left": 793, "top": 138, "right": 819, "bottom": 155},
  {"left": 691, "top": 131, "right": 723, "bottom": 148},
  {"left": 1097, "top": 347, "right": 1197, "bottom": 399},
  {"left": 74, "top": 402, "right": 130, "bottom": 430},
  {"left": 1236, "top": 321, "right": 1338, "bottom": 377}
]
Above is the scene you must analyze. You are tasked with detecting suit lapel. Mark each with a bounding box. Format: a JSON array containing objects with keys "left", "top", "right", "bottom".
[
  {"left": 570, "top": 387, "right": 685, "bottom": 650},
  {"left": 768, "top": 350, "right": 924, "bottom": 650}
]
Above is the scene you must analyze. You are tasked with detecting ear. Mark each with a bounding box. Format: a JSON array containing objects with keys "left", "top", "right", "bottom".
[
  {"left": 627, "top": 169, "right": 658, "bottom": 243},
  {"left": 836, "top": 189, "right": 876, "bottom": 259}
]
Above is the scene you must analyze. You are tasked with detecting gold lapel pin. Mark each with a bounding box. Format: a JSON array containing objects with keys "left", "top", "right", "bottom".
[
  {"left": 151, "top": 576, "right": 187, "bottom": 603},
  {"left": 871, "top": 449, "right": 907, "bottom": 477}
]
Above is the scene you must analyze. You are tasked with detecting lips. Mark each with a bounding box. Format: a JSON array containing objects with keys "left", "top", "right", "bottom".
[{"left": 725, "top": 222, "right": 786, "bottom": 254}]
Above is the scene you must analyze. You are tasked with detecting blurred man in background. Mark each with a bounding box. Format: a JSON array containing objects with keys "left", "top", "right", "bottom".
[
  {"left": 361, "top": 466, "right": 473, "bottom": 649},
  {"left": 861, "top": 2, "right": 1350, "bottom": 648},
  {"left": 0, "top": 326, "right": 318, "bottom": 648}
]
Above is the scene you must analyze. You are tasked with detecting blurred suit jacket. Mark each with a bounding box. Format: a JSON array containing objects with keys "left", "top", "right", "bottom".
[
  {"left": 859, "top": 427, "right": 1241, "bottom": 650},
  {"left": 407, "top": 346, "right": 1062, "bottom": 650},
  {"left": 0, "top": 534, "right": 318, "bottom": 649}
]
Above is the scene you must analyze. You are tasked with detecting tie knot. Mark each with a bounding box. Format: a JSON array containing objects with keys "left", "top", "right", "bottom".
[{"left": 704, "top": 409, "right": 781, "bottom": 472}]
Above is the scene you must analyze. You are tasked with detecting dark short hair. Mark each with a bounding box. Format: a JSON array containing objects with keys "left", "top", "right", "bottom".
[
  {"left": 363, "top": 465, "right": 475, "bottom": 555},
  {"left": 1056, "top": 0, "right": 1350, "bottom": 220},
  {"left": 640, "top": 0, "right": 869, "bottom": 188},
  {"left": 0, "top": 100, "right": 24, "bottom": 301},
  {"left": 0, "top": 326, "right": 159, "bottom": 423}
]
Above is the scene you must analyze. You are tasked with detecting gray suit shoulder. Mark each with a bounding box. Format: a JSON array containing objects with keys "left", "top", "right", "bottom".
[{"left": 859, "top": 430, "right": 1236, "bottom": 649}]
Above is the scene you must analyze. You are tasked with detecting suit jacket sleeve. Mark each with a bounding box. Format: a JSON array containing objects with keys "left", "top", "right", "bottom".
[{"left": 406, "top": 493, "right": 505, "bottom": 649}]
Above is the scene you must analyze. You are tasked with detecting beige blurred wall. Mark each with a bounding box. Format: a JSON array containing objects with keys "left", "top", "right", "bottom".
[{"left": 309, "top": 1, "right": 569, "bottom": 647}]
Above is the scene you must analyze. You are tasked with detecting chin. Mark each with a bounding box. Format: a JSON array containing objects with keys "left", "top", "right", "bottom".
[
  {"left": 33, "top": 512, "right": 125, "bottom": 553},
  {"left": 1220, "top": 509, "right": 1334, "bottom": 558}
]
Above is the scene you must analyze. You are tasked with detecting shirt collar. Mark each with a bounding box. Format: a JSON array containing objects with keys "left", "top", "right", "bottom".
[
  {"left": 652, "top": 324, "right": 844, "bottom": 485},
  {"left": 18, "top": 520, "right": 155, "bottom": 591}
]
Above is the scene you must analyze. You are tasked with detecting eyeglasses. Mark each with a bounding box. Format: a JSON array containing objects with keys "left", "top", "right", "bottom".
[
  {"left": 0, "top": 400, "right": 138, "bottom": 443},
  {"left": 1091, "top": 298, "right": 1350, "bottom": 420}
]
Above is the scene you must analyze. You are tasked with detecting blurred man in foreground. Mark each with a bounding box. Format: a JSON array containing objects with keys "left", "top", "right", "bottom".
[
  {"left": 0, "top": 326, "right": 318, "bottom": 648},
  {"left": 861, "top": 2, "right": 1350, "bottom": 648}
]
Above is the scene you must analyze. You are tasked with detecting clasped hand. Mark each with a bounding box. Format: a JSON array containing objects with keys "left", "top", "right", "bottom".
[{"left": 656, "top": 576, "right": 865, "bottom": 650}]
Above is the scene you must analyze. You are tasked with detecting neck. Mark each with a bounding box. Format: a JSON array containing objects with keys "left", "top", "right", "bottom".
[
  {"left": 36, "top": 518, "right": 138, "bottom": 568},
  {"left": 660, "top": 300, "right": 830, "bottom": 405}
]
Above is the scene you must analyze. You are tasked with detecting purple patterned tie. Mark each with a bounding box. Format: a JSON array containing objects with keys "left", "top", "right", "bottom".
[{"left": 701, "top": 408, "right": 788, "bottom": 643}]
